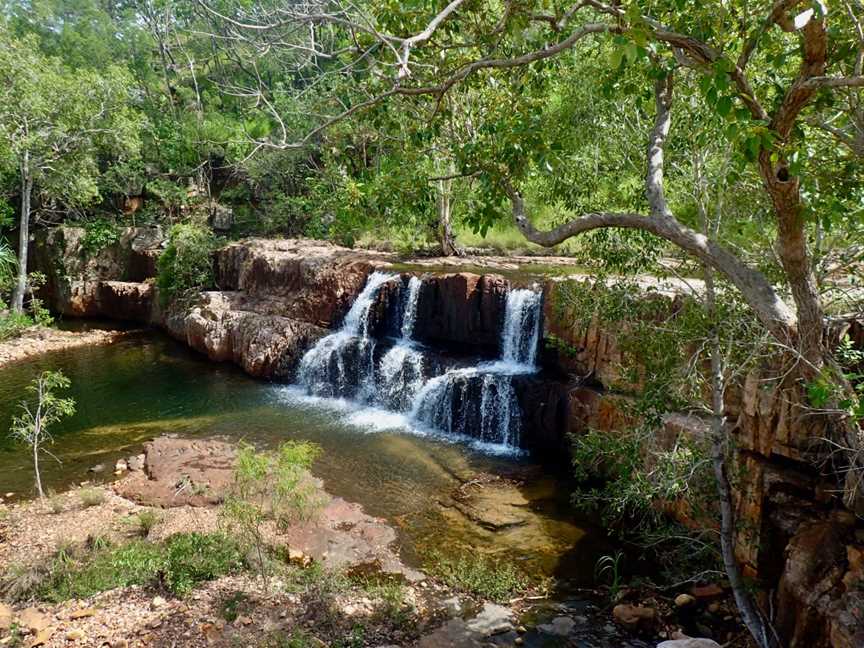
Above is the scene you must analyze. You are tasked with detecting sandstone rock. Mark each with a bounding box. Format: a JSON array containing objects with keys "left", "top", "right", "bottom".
[
  {"left": 150, "top": 596, "right": 167, "bottom": 610},
  {"left": 209, "top": 204, "right": 234, "bottom": 231},
  {"left": 288, "top": 547, "right": 312, "bottom": 568},
  {"left": 65, "top": 629, "right": 85, "bottom": 641},
  {"left": 612, "top": 604, "right": 656, "bottom": 629},
  {"left": 413, "top": 273, "right": 508, "bottom": 354},
  {"left": 18, "top": 608, "right": 51, "bottom": 633},
  {"left": 689, "top": 584, "right": 723, "bottom": 600},
  {"left": 114, "top": 437, "right": 236, "bottom": 507},
  {"left": 656, "top": 639, "right": 721, "bottom": 648},
  {"left": 69, "top": 608, "right": 95, "bottom": 620},
  {"left": 674, "top": 593, "right": 696, "bottom": 608},
  {"left": 24, "top": 626, "right": 54, "bottom": 647},
  {"left": 464, "top": 603, "right": 514, "bottom": 636},
  {"left": 0, "top": 603, "right": 12, "bottom": 631}
]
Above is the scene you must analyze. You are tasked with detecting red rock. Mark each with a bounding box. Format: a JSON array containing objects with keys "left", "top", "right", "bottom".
[{"left": 689, "top": 584, "right": 724, "bottom": 600}]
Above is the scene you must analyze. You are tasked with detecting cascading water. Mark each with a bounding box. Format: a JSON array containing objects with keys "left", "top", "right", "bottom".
[
  {"left": 408, "top": 288, "right": 541, "bottom": 448},
  {"left": 292, "top": 272, "right": 542, "bottom": 453},
  {"left": 378, "top": 277, "right": 425, "bottom": 410},
  {"left": 296, "top": 271, "right": 396, "bottom": 399}
]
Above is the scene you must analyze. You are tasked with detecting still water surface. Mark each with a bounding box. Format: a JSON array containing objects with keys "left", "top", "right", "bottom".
[{"left": 0, "top": 331, "right": 608, "bottom": 582}]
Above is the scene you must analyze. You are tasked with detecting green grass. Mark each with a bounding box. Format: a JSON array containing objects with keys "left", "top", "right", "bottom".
[
  {"left": 26, "top": 531, "right": 245, "bottom": 602},
  {"left": 425, "top": 551, "right": 528, "bottom": 603}
]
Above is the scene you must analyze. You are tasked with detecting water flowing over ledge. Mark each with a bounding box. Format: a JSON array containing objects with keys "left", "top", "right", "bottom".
[{"left": 290, "top": 272, "right": 543, "bottom": 455}]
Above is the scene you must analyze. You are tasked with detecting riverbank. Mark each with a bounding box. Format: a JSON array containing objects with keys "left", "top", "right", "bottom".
[
  {"left": 0, "top": 436, "right": 697, "bottom": 648},
  {"left": 0, "top": 326, "right": 132, "bottom": 369}
]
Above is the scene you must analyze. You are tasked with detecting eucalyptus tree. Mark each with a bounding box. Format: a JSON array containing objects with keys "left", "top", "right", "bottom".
[
  {"left": 195, "top": 2, "right": 863, "bottom": 644},
  {"left": 0, "top": 28, "right": 140, "bottom": 313}
]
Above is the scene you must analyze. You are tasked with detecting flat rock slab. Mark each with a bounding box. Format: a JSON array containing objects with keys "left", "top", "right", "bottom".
[
  {"left": 114, "top": 437, "right": 237, "bottom": 507},
  {"left": 280, "top": 496, "right": 424, "bottom": 582},
  {"left": 416, "top": 603, "right": 514, "bottom": 647}
]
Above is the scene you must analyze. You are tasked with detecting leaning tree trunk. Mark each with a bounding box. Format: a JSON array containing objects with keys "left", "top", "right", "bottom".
[{"left": 11, "top": 152, "right": 32, "bottom": 314}]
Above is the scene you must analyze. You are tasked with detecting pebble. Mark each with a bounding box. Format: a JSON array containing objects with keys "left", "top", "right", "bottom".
[
  {"left": 66, "top": 629, "right": 85, "bottom": 641},
  {"left": 150, "top": 596, "right": 166, "bottom": 610},
  {"left": 675, "top": 593, "right": 696, "bottom": 608}
]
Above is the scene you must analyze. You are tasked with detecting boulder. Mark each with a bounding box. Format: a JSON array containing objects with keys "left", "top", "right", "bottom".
[
  {"left": 18, "top": 607, "right": 51, "bottom": 634},
  {"left": 656, "top": 640, "right": 721, "bottom": 648},
  {"left": 612, "top": 604, "right": 656, "bottom": 629}
]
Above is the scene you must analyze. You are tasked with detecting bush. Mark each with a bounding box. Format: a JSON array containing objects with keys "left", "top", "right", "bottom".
[
  {"left": 78, "top": 488, "right": 105, "bottom": 508},
  {"left": 22, "top": 532, "right": 244, "bottom": 602},
  {"left": 161, "top": 532, "right": 245, "bottom": 596},
  {"left": 156, "top": 223, "right": 218, "bottom": 304},
  {"left": 425, "top": 551, "right": 527, "bottom": 602},
  {"left": 80, "top": 218, "right": 121, "bottom": 256},
  {"left": 0, "top": 311, "right": 34, "bottom": 340},
  {"left": 222, "top": 441, "right": 323, "bottom": 589},
  {"left": 134, "top": 510, "right": 161, "bottom": 538}
]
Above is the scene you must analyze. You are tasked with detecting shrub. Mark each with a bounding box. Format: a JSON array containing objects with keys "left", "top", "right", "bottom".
[
  {"left": 78, "top": 487, "right": 105, "bottom": 508},
  {"left": 135, "top": 510, "right": 161, "bottom": 538},
  {"left": 80, "top": 218, "right": 121, "bottom": 256},
  {"left": 425, "top": 551, "right": 527, "bottom": 602},
  {"left": 0, "top": 311, "right": 33, "bottom": 341},
  {"left": 222, "top": 441, "right": 323, "bottom": 589},
  {"left": 161, "top": 532, "right": 245, "bottom": 596},
  {"left": 156, "top": 223, "right": 217, "bottom": 304}
]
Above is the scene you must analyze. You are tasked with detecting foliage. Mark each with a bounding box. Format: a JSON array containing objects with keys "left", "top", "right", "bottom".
[
  {"left": 594, "top": 551, "right": 626, "bottom": 600},
  {"left": 425, "top": 550, "right": 528, "bottom": 602},
  {"left": 155, "top": 223, "right": 218, "bottom": 304},
  {"left": 9, "top": 370, "right": 75, "bottom": 498},
  {"left": 80, "top": 218, "right": 121, "bottom": 256},
  {"left": 0, "top": 311, "right": 34, "bottom": 341},
  {"left": 0, "top": 239, "right": 17, "bottom": 293},
  {"left": 14, "top": 532, "right": 245, "bottom": 602},
  {"left": 78, "top": 487, "right": 104, "bottom": 508},
  {"left": 221, "top": 441, "right": 323, "bottom": 587},
  {"left": 161, "top": 532, "right": 245, "bottom": 596},
  {"left": 134, "top": 510, "right": 161, "bottom": 538}
]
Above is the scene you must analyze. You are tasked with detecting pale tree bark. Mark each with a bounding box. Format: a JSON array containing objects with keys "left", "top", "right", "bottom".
[
  {"left": 434, "top": 159, "right": 461, "bottom": 256},
  {"left": 12, "top": 149, "right": 32, "bottom": 314},
  {"left": 508, "top": 75, "right": 798, "bottom": 345},
  {"left": 695, "top": 152, "right": 777, "bottom": 648}
]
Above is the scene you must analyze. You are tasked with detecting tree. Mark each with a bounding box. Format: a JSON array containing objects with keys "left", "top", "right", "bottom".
[
  {"left": 221, "top": 441, "right": 323, "bottom": 589},
  {"left": 0, "top": 27, "right": 140, "bottom": 313},
  {"left": 9, "top": 370, "right": 76, "bottom": 499},
  {"left": 195, "top": 3, "right": 863, "bottom": 645}
]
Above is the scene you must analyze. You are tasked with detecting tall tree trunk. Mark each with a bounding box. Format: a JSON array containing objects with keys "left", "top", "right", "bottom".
[
  {"left": 436, "top": 176, "right": 460, "bottom": 256},
  {"left": 12, "top": 152, "right": 32, "bottom": 314},
  {"left": 706, "top": 273, "right": 775, "bottom": 648}
]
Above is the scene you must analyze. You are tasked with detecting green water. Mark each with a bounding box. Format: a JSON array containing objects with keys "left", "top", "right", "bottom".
[{"left": 0, "top": 332, "right": 608, "bottom": 582}]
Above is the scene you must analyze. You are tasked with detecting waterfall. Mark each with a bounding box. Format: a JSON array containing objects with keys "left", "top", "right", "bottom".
[
  {"left": 409, "top": 286, "right": 541, "bottom": 449},
  {"left": 296, "top": 271, "right": 396, "bottom": 399},
  {"left": 400, "top": 276, "right": 422, "bottom": 339},
  {"left": 291, "top": 271, "right": 542, "bottom": 454},
  {"left": 500, "top": 289, "right": 542, "bottom": 366},
  {"left": 378, "top": 276, "right": 424, "bottom": 410}
]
